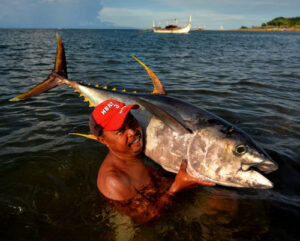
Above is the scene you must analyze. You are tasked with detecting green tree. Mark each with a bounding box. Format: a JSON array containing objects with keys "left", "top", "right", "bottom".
[{"left": 267, "top": 17, "right": 300, "bottom": 27}]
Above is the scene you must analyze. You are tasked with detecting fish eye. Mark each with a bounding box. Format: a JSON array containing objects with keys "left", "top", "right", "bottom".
[{"left": 235, "top": 145, "right": 247, "bottom": 155}]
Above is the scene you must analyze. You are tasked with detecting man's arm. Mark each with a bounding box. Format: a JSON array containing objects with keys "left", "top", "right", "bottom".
[
  {"left": 97, "top": 171, "right": 137, "bottom": 201},
  {"left": 146, "top": 160, "right": 215, "bottom": 220},
  {"left": 109, "top": 160, "right": 215, "bottom": 224}
]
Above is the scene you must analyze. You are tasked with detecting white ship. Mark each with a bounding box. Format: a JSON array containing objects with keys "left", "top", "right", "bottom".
[{"left": 152, "top": 16, "right": 192, "bottom": 34}]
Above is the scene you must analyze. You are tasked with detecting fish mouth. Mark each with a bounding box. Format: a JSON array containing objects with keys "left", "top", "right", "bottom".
[
  {"left": 233, "top": 157, "right": 278, "bottom": 189},
  {"left": 240, "top": 159, "right": 278, "bottom": 174}
]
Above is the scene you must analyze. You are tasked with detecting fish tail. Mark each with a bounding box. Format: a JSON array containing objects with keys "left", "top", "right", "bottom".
[{"left": 10, "top": 34, "right": 68, "bottom": 101}]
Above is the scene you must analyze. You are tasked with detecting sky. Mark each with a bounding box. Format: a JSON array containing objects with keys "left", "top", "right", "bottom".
[{"left": 0, "top": 0, "right": 299, "bottom": 30}]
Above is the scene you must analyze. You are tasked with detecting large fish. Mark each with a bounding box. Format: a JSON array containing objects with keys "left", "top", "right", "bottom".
[{"left": 10, "top": 34, "right": 278, "bottom": 189}]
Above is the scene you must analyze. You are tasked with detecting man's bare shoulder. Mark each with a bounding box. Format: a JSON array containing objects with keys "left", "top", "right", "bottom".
[{"left": 97, "top": 166, "right": 136, "bottom": 201}]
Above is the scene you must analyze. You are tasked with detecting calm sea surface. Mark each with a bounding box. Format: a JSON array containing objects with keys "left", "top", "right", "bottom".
[{"left": 0, "top": 29, "right": 299, "bottom": 241}]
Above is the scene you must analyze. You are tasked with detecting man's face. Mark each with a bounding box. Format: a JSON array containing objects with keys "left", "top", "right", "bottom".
[{"left": 100, "top": 113, "right": 143, "bottom": 158}]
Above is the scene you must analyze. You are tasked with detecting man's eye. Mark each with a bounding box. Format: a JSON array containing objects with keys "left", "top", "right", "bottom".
[{"left": 116, "top": 128, "right": 125, "bottom": 134}]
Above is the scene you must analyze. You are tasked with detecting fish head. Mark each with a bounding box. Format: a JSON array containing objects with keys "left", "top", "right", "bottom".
[{"left": 187, "top": 124, "right": 278, "bottom": 189}]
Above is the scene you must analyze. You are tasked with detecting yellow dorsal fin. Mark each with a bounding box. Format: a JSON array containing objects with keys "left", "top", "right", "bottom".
[
  {"left": 69, "top": 133, "right": 98, "bottom": 141},
  {"left": 132, "top": 56, "right": 166, "bottom": 95}
]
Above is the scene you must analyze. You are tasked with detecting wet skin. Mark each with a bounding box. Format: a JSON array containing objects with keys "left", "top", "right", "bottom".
[{"left": 96, "top": 112, "right": 215, "bottom": 222}]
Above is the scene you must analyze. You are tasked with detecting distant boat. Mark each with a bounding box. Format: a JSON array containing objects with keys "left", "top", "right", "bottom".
[{"left": 152, "top": 16, "right": 192, "bottom": 34}]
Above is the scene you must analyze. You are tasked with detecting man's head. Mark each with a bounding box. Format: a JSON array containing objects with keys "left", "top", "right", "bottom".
[
  {"left": 90, "top": 100, "right": 143, "bottom": 158},
  {"left": 89, "top": 99, "right": 139, "bottom": 137}
]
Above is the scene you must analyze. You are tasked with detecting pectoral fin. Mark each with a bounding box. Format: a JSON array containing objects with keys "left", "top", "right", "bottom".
[{"left": 134, "top": 97, "right": 192, "bottom": 135}]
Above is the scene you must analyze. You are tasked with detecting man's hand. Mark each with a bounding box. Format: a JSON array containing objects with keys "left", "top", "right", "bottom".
[{"left": 168, "top": 160, "right": 215, "bottom": 195}]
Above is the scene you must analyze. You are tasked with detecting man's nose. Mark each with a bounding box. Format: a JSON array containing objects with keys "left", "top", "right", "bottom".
[{"left": 127, "top": 128, "right": 137, "bottom": 136}]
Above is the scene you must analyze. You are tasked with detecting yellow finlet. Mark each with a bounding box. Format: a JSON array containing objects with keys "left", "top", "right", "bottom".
[
  {"left": 132, "top": 56, "right": 166, "bottom": 95},
  {"left": 132, "top": 90, "right": 137, "bottom": 93},
  {"left": 69, "top": 133, "right": 98, "bottom": 141},
  {"left": 88, "top": 83, "right": 91, "bottom": 86},
  {"left": 79, "top": 93, "right": 83, "bottom": 97},
  {"left": 83, "top": 97, "right": 89, "bottom": 102},
  {"left": 89, "top": 102, "right": 94, "bottom": 107},
  {"left": 112, "top": 88, "right": 116, "bottom": 91},
  {"left": 103, "top": 86, "right": 108, "bottom": 89},
  {"left": 122, "top": 89, "right": 126, "bottom": 92},
  {"left": 95, "top": 84, "right": 99, "bottom": 88},
  {"left": 74, "top": 89, "right": 78, "bottom": 92}
]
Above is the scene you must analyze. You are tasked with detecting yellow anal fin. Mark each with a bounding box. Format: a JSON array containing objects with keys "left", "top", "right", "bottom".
[
  {"left": 132, "top": 56, "right": 166, "bottom": 95},
  {"left": 69, "top": 133, "right": 98, "bottom": 141}
]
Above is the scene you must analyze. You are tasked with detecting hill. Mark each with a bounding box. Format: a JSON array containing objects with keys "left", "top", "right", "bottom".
[
  {"left": 239, "top": 17, "right": 300, "bottom": 31},
  {"left": 264, "top": 17, "right": 300, "bottom": 27}
]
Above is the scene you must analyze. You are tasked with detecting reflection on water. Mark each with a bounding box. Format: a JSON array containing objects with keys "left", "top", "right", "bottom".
[{"left": 0, "top": 29, "right": 299, "bottom": 241}]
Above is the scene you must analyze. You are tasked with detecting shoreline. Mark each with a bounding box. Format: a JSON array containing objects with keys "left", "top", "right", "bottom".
[{"left": 225, "top": 28, "right": 300, "bottom": 32}]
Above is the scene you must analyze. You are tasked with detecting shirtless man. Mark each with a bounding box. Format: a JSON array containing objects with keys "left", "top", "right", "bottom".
[{"left": 89, "top": 99, "right": 214, "bottom": 223}]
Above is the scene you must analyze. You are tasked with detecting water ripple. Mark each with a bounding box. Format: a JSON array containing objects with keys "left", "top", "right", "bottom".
[{"left": 0, "top": 29, "right": 300, "bottom": 241}]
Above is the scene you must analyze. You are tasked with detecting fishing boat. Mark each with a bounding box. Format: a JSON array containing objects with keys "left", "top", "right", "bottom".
[{"left": 152, "top": 16, "right": 191, "bottom": 34}]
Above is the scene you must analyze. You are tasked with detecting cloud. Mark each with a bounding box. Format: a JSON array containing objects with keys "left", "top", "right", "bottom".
[
  {"left": 98, "top": 7, "right": 244, "bottom": 29},
  {"left": 154, "top": 0, "right": 291, "bottom": 10},
  {"left": 1, "top": 0, "right": 299, "bottom": 29},
  {"left": 0, "top": 0, "right": 104, "bottom": 28},
  {"left": 98, "top": 0, "right": 300, "bottom": 29}
]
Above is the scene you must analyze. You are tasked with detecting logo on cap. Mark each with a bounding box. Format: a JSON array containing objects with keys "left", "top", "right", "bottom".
[{"left": 101, "top": 102, "right": 120, "bottom": 115}]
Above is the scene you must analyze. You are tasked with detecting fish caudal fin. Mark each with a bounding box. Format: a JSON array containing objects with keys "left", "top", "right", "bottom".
[
  {"left": 132, "top": 56, "right": 166, "bottom": 95},
  {"left": 9, "top": 34, "right": 68, "bottom": 101},
  {"left": 54, "top": 33, "right": 68, "bottom": 78}
]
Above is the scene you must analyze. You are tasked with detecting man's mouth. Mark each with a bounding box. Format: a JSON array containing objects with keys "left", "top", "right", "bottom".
[{"left": 128, "top": 132, "right": 141, "bottom": 147}]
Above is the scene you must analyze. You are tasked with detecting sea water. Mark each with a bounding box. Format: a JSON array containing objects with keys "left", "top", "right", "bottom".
[{"left": 0, "top": 29, "right": 299, "bottom": 241}]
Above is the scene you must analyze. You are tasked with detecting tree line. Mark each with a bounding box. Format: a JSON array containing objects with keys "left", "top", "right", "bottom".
[{"left": 262, "top": 17, "right": 300, "bottom": 27}]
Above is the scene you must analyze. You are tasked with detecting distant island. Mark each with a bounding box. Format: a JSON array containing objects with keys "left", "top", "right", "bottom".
[{"left": 239, "top": 17, "right": 300, "bottom": 32}]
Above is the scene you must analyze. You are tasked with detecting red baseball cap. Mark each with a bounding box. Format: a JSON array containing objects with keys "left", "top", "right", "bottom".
[{"left": 92, "top": 100, "right": 139, "bottom": 131}]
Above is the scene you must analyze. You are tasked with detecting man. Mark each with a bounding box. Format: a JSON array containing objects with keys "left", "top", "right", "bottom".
[{"left": 89, "top": 99, "right": 214, "bottom": 223}]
